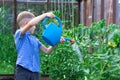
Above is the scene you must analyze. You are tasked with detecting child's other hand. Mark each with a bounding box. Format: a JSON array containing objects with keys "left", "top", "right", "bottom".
[
  {"left": 60, "top": 36, "right": 65, "bottom": 44},
  {"left": 46, "top": 12, "right": 55, "bottom": 18},
  {"left": 70, "top": 39, "right": 75, "bottom": 45}
]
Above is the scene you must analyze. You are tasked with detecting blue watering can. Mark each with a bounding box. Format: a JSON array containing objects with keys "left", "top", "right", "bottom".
[
  {"left": 42, "top": 16, "right": 71, "bottom": 46},
  {"left": 42, "top": 16, "right": 63, "bottom": 46}
]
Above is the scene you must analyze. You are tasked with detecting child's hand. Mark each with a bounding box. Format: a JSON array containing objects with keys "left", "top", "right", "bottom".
[
  {"left": 70, "top": 39, "right": 75, "bottom": 45},
  {"left": 60, "top": 37, "right": 75, "bottom": 45},
  {"left": 46, "top": 12, "right": 55, "bottom": 18},
  {"left": 60, "top": 36, "right": 65, "bottom": 44}
]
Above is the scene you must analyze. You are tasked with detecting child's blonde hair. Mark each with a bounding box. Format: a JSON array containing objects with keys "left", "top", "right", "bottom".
[{"left": 17, "top": 11, "right": 35, "bottom": 27}]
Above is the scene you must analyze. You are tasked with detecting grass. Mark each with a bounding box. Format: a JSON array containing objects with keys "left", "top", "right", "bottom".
[{"left": 0, "top": 61, "right": 15, "bottom": 74}]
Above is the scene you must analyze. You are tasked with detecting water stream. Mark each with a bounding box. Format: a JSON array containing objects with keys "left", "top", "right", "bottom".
[{"left": 72, "top": 43, "right": 82, "bottom": 61}]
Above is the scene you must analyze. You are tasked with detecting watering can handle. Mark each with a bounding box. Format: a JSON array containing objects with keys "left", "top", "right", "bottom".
[{"left": 42, "top": 16, "right": 62, "bottom": 29}]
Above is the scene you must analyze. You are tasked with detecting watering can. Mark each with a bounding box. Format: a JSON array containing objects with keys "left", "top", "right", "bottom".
[{"left": 42, "top": 16, "right": 63, "bottom": 46}]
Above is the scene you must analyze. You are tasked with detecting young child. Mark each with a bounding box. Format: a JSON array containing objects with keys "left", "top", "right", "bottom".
[{"left": 14, "top": 11, "right": 74, "bottom": 80}]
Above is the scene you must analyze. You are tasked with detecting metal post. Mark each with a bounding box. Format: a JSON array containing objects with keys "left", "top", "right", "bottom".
[
  {"left": 77, "top": 0, "right": 81, "bottom": 24},
  {"left": 47, "top": 0, "right": 50, "bottom": 11},
  {"left": 13, "top": 0, "right": 17, "bottom": 34}
]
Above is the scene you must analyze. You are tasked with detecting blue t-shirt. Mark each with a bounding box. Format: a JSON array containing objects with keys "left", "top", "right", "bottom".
[{"left": 14, "top": 29, "right": 42, "bottom": 72}]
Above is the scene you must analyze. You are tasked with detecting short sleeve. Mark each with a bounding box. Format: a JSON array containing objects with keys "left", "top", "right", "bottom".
[
  {"left": 36, "top": 38, "right": 42, "bottom": 48},
  {"left": 14, "top": 29, "right": 22, "bottom": 39}
]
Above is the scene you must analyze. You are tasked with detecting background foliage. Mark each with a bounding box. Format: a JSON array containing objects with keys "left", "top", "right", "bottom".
[
  {"left": 0, "top": 2, "right": 120, "bottom": 80},
  {"left": 0, "top": 3, "right": 16, "bottom": 74}
]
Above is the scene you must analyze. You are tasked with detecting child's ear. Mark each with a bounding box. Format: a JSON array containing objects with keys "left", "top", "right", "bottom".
[{"left": 24, "top": 20, "right": 28, "bottom": 24}]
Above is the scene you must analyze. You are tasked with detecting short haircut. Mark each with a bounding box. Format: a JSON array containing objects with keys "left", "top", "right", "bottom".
[{"left": 17, "top": 11, "right": 35, "bottom": 27}]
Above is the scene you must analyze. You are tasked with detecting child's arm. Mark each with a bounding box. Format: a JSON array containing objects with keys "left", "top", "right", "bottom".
[
  {"left": 40, "top": 45, "right": 55, "bottom": 54},
  {"left": 40, "top": 37, "right": 65, "bottom": 54},
  {"left": 21, "top": 12, "right": 55, "bottom": 35}
]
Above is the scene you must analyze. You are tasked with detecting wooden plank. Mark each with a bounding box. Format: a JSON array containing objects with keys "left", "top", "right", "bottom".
[
  {"left": 106, "top": 0, "right": 115, "bottom": 25},
  {"left": 96, "top": 0, "right": 104, "bottom": 21},
  {"left": 80, "top": 0, "right": 86, "bottom": 25},
  {"left": 101, "top": 0, "right": 104, "bottom": 20},
  {"left": 85, "top": 0, "right": 93, "bottom": 26},
  {"left": 104, "top": 0, "right": 108, "bottom": 24},
  {"left": 89, "top": 0, "right": 94, "bottom": 24},
  {"left": 116, "top": 0, "right": 120, "bottom": 25},
  {"left": 92, "top": 0, "right": 94, "bottom": 22},
  {"left": 113, "top": 0, "right": 116, "bottom": 24},
  {"left": 85, "top": 0, "right": 89, "bottom": 26}
]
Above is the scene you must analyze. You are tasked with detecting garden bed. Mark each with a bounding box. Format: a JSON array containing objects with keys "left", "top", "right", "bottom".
[
  {"left": 0, "top": 74, "right": 14, "bottom": 80},
  {"left": 0, "top": 74, "right": 50, "bottom": 80}
]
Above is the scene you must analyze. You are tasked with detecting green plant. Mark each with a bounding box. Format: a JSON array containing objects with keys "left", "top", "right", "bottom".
[
  {"left": 0, "top": 5, "right": 16, "bottom": 74},
  {"left": 45, "top": 20, "right": 120, "bottom": 80},
  {"left": 48, "top": 43, "right": 81, "bottom": 80}
]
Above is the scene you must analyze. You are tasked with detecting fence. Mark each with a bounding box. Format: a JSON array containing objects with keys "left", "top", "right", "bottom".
[
  {"left": 0, "top": 0, "right": 120, "bottom": 27},
  {"left": 1, "top": 0, "right": 120, "bottom": 32},
  {"left": 79, "top": 0, "right": 120, "bottom": 26}
]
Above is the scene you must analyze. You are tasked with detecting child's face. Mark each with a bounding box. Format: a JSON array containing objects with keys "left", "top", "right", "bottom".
[{"left": 29, "top": 26, "right": 36, "bottom": 34}]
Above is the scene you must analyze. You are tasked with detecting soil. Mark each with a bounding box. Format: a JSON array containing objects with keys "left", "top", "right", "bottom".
[
  {"left": 0, "top": 74, "right": 14, "bottom": 80},
  {"left": 0, "top": 74, "right": 50, "bottom": 80}
]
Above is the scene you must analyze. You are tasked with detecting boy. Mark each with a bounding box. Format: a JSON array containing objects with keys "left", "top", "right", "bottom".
[{"left": 14, "top": 11, "right": 67, "bottom": 80}]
